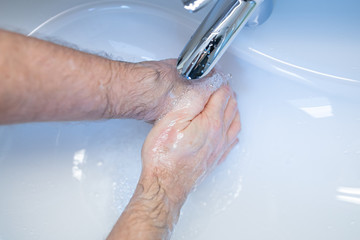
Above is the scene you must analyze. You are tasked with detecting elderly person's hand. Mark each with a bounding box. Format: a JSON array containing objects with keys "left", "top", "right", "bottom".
[
  {"left": 108, "top": 84, "right": 241, "bottom": 240},
  {"left": 142, "top": 85, "right": 240, "bottom": 203},
  {"left": 105, "top": 59, "right": 225, "bottom": 121},
  {"left": 0, "top": 29, "right": 240, "bottom": 240}
]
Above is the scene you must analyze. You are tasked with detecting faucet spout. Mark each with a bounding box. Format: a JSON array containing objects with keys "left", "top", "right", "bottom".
[{"left": 177, "top": 0, "right": 259, "bottom": 80}]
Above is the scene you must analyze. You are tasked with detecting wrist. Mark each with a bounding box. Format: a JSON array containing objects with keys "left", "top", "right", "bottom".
[
  {"left": 105, "top": 60, "right": 173, "bottom": 120},
  {"left": 140, "top": 168, "right": 188, "bottom": 208},
  {"left": 135, "top": 173, "right": 184, "bottom": 222},
  {"left": 115, "top": 173, "right": 183, "bottom": 239},
  {"left": 99, "top": 60, "right": 129, "bottom": 119},
  {"left": 107, "top": 173, "right": 182, "bottom": 240}
]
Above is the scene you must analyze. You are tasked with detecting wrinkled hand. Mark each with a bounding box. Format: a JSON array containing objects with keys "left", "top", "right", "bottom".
[
  {"left": 107, "top": 63, "right": 240, "bottom": 240},
  {"left": 141, "top": 85, "right": 241, "bottom": 204},
  {"left": 107, "top": 59, "right": 224, "bottom": 121},
  {"left": 130, "top": 59, "right": 188, "bottom": 121}
]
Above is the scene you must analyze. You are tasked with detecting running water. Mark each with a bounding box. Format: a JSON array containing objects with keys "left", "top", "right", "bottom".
[{"left": 158, "top": 71, "right": 230, "bottom": 122}]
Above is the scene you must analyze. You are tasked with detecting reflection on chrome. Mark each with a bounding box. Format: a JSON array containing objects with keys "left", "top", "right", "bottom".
[
  {"left": 336, "top": 187, "right": 360, "bottom": 205},
  {"left": 72, "top": 149, "right": 86, "bottom": 181},
  {"left": 182, "top": 0, "right": 212, "bottom": 12},
  {"left": 177, "top": 0, "right": 258, "bottom": 79}
]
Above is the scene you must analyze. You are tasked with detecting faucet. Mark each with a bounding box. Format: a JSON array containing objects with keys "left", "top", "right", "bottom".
[{"left": 177, "top": 0, "right": 272, "bottom": 80}]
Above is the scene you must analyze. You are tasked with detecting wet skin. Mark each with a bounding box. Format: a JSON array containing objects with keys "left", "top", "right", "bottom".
[{"left": 0, "top": 29, "right": 241, "bottom": 240}]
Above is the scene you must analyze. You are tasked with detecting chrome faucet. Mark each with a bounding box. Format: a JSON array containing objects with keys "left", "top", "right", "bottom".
[{"left": 177, "top": 0, "right": 272, "bottom": 80}]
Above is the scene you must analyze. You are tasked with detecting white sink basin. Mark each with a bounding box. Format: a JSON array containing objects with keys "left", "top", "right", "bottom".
[{"left": 0, "top": 1, "right": 359, "bottom": 240}]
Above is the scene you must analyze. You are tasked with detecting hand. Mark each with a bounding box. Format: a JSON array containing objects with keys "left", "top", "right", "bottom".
[
  {"left": 107, "top": 59, "right": 225, "bottom": 121},
  {"left": 141, "top": 85, "right": 241, "bottom": 204},
  {"left": 107, "top": 80, "right": 241, "bottom": 240}
]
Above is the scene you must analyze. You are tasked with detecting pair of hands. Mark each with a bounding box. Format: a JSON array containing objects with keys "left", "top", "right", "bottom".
[
  {"left": 0, "top": 29, "right": 239, "bottom": 239},
  {"left": 1, "top": 28, "right": 240, "bottom": 210},
  {"left": 107, "top": 59, "right": 241, "bottom": 240},
  {"left": 113, "top": 59, "right": 241, "bottom": 205}
]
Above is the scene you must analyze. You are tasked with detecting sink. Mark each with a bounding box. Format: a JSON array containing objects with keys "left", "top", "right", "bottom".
[{"left": 0, "top": 0, "right": 360, "bottom": 240}]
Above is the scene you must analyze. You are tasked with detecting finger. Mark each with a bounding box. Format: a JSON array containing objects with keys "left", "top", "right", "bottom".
[
  {"left": 223, "top": 94, "right": 238, "bottom": 130},
  {"left": 217, "top": 138, "right": 239, "bottom": 165},
  {"left": 234, "top": 91, "right": 238, "bottom": 100},
  {"left": 227, "top": 111, "right": 241, "bottom": 143},
  {"left": 203, "top": 85, "right": 231, "bottom": 119}
]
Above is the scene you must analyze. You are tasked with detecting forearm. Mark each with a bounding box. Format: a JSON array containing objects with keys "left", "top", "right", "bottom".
[
  {"left": 0, "top": 29, "right": 117, "bottom": 123},
  {"left": 107, "top": 174, "right": 183, "bottom": 240},
  {"left": 0, "top": 30, "right": 168, "bottom": 124}
]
